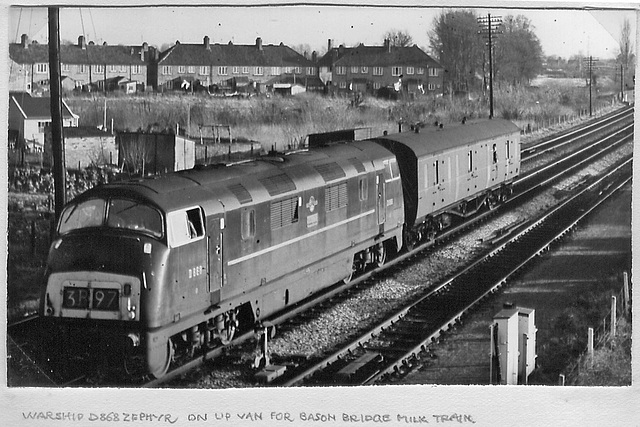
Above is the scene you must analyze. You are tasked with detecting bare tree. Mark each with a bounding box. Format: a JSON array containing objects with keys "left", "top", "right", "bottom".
[
  {"left": 384, "top": 30, "right": 413, "bottom": 47},
  {"left": 617, "top": 18, "right": 635, "bottom": 73}
]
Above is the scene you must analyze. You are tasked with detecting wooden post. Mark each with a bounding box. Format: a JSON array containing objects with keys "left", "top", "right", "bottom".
[
  {"left": 611, "top": 296, "right": 617, "bottom": 337},
  {"left": 588, "top": 327, "right": 594, "bottom": 367},
  {"left": 558, "top": 374, "right": 565, "bottom": 386},
  {"left": 623, "top": 272, "right": 630, "bottom": 315}
]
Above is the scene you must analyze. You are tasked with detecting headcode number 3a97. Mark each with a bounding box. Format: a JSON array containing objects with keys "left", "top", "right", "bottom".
[{"left": 63, "top": 287, "right": 119, "bottom": 310}]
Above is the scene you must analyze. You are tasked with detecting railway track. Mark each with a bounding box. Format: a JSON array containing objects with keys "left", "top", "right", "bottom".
[
  {"left": 277, "top": 158, "right": 632, "bottom": 386},
  {"left": 6, "top": 107, "right": 633, "bottom": 387}
]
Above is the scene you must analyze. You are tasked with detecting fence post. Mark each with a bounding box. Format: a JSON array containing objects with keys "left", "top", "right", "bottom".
[
  {"left": 588, "top": 327, "right": 594, "bottom": 367},
  {"left": 558, "top": 374, "right": 565, "bottom": 386},
  {"left": 611, "top": 296, "right": 617, "bottom": 338},
  {"left": 31, "top": 220, "right": 37, "bottom": 256},
  {"left": 623, "top": 272, "right": 630, "bottom": 315}
]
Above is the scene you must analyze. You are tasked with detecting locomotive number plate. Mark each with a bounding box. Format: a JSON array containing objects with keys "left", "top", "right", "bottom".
[{"left": 63, "top": 287, "right": 119, "bottom": 311}]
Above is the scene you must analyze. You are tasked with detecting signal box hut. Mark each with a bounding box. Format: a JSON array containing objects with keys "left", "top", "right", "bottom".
[{"left": 118, "top": 132, "right": 195, "bottom": 175}]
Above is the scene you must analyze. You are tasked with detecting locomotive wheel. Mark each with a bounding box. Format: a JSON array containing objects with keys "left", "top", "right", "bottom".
[
  {"left": 219, "top": 323, "right": 236, "bottom": 345},
  {"left": 150, "top": 338, "right": 174, "bottom": 379},
  {"left": 374, "top": 242, "right": 387, "bottom": 267}
]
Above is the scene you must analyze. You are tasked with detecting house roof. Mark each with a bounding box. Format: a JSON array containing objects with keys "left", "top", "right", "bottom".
[
  {"left": 9, "top": 40, "right": 150, "bottom": 65},
  {"left": 158, "top": 39, "right": 315, "bottom": 67},
  {"left": 318, "top": 44, "right": 442, "bottom": 69},
  {"left": 10, "top": 91, "right": 77, "bottom": 119}
]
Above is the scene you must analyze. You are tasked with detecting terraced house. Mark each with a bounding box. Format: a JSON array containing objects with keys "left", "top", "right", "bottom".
[
  {"left": 9, "top": 34, "right": 154, "bottom": 94},
  {"left": 155, "top": 36, "right": 322, "bottom": 93},
  {"left": 318, "top": 39, "right": 444, "bottom": 97}
]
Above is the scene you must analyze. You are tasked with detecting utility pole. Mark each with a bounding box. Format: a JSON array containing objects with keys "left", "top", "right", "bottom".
[
  {"left": 478, "top": 14, "right": 502, "bottom": 119},
  {"left": 48, "top": 7, "right": 66, "bottom": 222},
  {"left": 583, "top": 56, "right": 598, "bottom": 116}
]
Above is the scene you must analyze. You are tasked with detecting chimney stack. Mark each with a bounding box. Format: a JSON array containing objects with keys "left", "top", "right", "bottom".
[
  {"left": 21, "top": 34, "right": 28, "bottom": 48},
  {"left": 78, "top": 35, "right": 86, "bottom": 49},
  {"left": 256, "top": 37, "right": 263, "bottom": 51},
  {"left": 312, "top": 51, "right": 317, "bottom": 63},
  {"left": 204, "top": 36, "right": 210, "bottom": 50},
  {"left": 384, "top": 38, "right": 391, "bottom": 53},
  {"left": 327, "top": 39, "right": 333, "bottom": 51}
]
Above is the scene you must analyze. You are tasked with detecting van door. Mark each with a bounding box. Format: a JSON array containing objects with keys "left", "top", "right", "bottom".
[{"left": 207, "top": 215, "right": 225, "bottom": 305}]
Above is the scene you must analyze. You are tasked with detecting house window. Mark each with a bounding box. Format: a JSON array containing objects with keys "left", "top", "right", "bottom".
[
  {"left": 306, "top": 67, "right": 314, "bottom": 75},
  {"left": 37, "top": 121, "right": 50, "bottom": 132},
  {"left": 335, "top": 66, "right": 346, "bottom": 75},
  {"left": 162, "top": 65, "right": 172, "bottom": 75},
  {"left": 254, "top": 66, "right": 263, "bottom": 76},
  {"left": 188, "top": 66, "right": 195, "bottom": 73},
  {"left": 61, "top": 64, "right": 70, "bottom": 72},
  {"left": 373, "top": 67, "right": 383, "bottom": 76},
  {"left": 94, "top": 64, "right": 104, "bottom": 73},
  {"left": 241, "top": 209, "right": 256, "bottom": 239},
  {"left": 406, "top": 67, "right": 415, "bottom": 75},
  {"left": 284, "top": 66, "right": 292, "bottom": 74},
  {"left": 351, "top": 66, "right": 359, "bottom": 74},
  {"left": 132, "top": 65, "right": 142, "bottom": 75},
  {"left": 242, "top": 66, "right": 249, "bottom": 74},
  {"left": 392, "top": 66, "right": 402, "bottom": 76},
  {"left": 294, "top": 67, "right": 301, "bottom": 74},
  {"left": 232, "top": 66, "right": 239, "bottom": 74},
  {"left": 178, "top": 66, "right": 186, "bottom": 73},
  {"left": 272, "top": 67, "right": 281, "bottom": 75},
  {"left": 35, "top": 63, "right": 48, "bottom": 74},
  {"left": 218, "top": 66, "right": 228, "bottom": 75},
  {"left": 428, "top": 83, "right": 436, "bottom": 90},
  {"left": 417, "top": 67, "right": 425, "bottom": 74},
  {"left": 119, "top": 65, "right": 127, "bottom": 72},
  {"left": 429, "top": 68, "right": 438, "bottom": 77},
  {"left": 199, "top": 66, "right": 208, "bottom": 75},
  {"left": 373, "top": 82, "right": 381, "bottom": 90},
  {"left": 361, "top": 66, "right": 368, "bottom": 74},
  {"left": 109, "top": 65, "right": 118, "bottom": 72},
  {"left": 78, "top": 64, "right": 87, "bottom": 73},
  {"left": 339, "top": 81, "right": 347, "bottom": 89}
]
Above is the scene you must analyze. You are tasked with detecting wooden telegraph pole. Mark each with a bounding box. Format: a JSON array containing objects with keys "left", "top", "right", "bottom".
[
  {"left": 48, "top": 7, "right": 66, "bottom": 222},
  {"left": 478, "top": 14, "right": 502, "bottom": 119}
]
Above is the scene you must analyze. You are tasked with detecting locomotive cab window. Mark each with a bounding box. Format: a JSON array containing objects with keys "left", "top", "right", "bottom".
[
  {"left": 167, "top": 207, "right": 205, "bottom": 248},
  {"left": 384, "top": 159, "right": 399, "bottom": 180}
]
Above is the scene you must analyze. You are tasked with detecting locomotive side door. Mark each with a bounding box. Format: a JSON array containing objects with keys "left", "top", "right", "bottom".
[
  {"left": 207, "top": 215, "right": 225, "bottom": 306},
  {"left": 377, "top": 173, "right": 386, "bottom": 228}
]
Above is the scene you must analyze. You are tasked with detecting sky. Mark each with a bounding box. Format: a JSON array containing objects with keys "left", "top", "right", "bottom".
[{"left": 5, "top": 3, "right": 640, "bottom": 60}]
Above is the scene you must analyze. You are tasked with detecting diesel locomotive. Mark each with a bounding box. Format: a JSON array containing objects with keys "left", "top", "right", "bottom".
[{"left": 39, "top": 118, "right": 520, "bottom": 379}]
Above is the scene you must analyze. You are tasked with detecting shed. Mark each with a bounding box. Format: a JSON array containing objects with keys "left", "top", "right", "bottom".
[{"left": 117, "top": 132, "right": 195, "bottom": 175}]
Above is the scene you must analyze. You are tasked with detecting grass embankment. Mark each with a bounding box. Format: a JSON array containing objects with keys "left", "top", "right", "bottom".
[{"left": 65, "top": 81, "right": 618, "bottom": 152}]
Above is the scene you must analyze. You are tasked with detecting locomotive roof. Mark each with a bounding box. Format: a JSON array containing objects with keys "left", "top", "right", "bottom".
[
  {"left": 378, "top": 119, "right": 520, "bottom": 156},
  {"left": 85, "top": 140, "right": 393, "bottom": 214}
]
